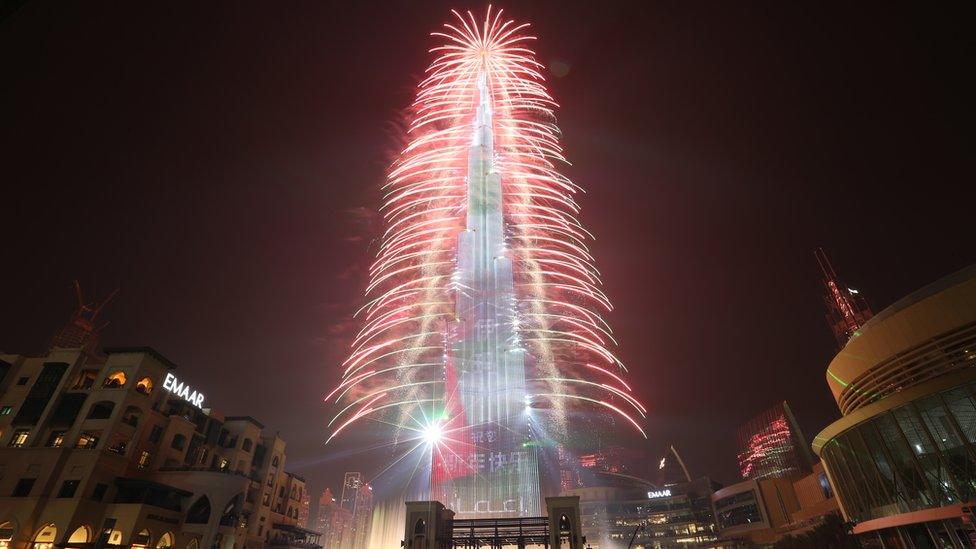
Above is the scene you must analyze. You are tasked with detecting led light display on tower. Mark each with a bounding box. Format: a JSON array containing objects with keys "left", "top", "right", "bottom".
[
  {"left": 735, "top": 401, "right": 814, "bottom": 480},
  {"left": 326, "top": 7, "right": 646, "bottom": 522}
]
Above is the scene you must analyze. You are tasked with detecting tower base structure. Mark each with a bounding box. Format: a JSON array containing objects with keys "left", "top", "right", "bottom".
[{"left": 403, "top": 497, "right": 583, "bottom": 549}]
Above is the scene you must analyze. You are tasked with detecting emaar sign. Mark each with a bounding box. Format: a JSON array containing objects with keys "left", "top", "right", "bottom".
[
  {"left": 162, "top": 373, "right": 205, "bottom": 408},
  {"left": 647, "top": 489, "right": 672, "bottom": 499}
]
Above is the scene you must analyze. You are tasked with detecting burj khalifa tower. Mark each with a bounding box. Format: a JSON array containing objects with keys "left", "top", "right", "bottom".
[
  {"left": 432, "top": 72, "right": 542, "bottom": 517},
  {"left": 328, "top": 9, "right": 647, "bottom": 544}
]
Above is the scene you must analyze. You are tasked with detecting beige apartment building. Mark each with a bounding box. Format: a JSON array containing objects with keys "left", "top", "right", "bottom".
[{"left": 0, "top": 344, "right": 319, "bottom": 549}]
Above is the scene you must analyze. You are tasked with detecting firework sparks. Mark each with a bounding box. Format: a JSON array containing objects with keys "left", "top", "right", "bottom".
[{"left": 327, "top": 7, "right": 645, "bottom": 451}]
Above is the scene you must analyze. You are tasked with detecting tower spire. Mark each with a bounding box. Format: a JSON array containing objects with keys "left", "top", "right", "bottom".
[
  {"left": 816, "top": 248, "right": 873, "bottom": 349},
  {"left": 49, "top": 281, "right": 118, "bottom": 356}
]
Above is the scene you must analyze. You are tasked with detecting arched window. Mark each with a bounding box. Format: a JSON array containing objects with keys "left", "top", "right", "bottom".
[
  {"left": 67, "top": 525, "right": 91, "bottom": 545},
  {"left": 87, "top": 401, "right": 115, "bottom": 420},
  {"left": 185, "top": 496, "right": 211, "bottom": 524},
  {"left": 558, "top": 514, "right": 571, "bottom": 532},
  {"left": 122, "top": 405, "right": 141, "bottom": 427},
  {"left": 186, "top": 539, "right": 199, "bottom": 549},
  {"left": 32, "top": 524, "right": 57, "bottom": 549},
  {"left": 271, "top": 456, "right": 279, "bottom": 467},
  {"left": 102, "top": 371, "right": 127, "bottom": 388},
  {"left": 241, "top": 438, "right": 252, "bottom": 452},
  {"left": 414, "top": 519, "right": 426, "bottom": 535},
  {"left": 156, "top": 532, "right": 174, "bottom": 549},
  {"left": 1, "top": 521, "right": 17, "bottom": 549},
  {"left": 131, "top": 529, "right": 151, "bottom": 549},
  {"left": 135, "top": 377, "right": 154, "bottom": 395},
  {"left": 221, "top": 494, "right": 242, "bottom": 527},
  {"left": 171, "top": 434, "right": 186, "bottom": 451}
]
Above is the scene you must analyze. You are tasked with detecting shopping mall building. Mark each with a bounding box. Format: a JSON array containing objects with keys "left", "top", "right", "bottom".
[
  {"left": 814, "top": 264, "right": 976, "bottom": 547},
  {"left": 0, "top": 344, "right": 317, "bottom": 549},
  {"left": 562, "top": 474, "right": 720, "bottom": 548}
]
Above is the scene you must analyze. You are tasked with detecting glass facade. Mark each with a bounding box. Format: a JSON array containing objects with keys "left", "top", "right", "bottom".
[
  {"left": 572, "top": 478, "right": 719, "bottom": 549},
  {"left": 714, "top": 490, "right": 763, "bottom": 530},
  {"left": 736, "top": 401, "right": 814, "bottom": 480},
  {"left": 821, "top": 380, "right": 976, "bottom": 524}
]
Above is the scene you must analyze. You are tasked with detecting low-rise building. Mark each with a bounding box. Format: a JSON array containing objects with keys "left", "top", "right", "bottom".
[
  {"left": 711, "top": 462, "right": 839, "bottom": 546},
  {"left": 0, "top": 344, "right": 319, "bottom": 549}
]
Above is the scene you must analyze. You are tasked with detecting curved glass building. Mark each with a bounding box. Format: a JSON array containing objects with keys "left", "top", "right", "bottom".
[{"left": 814, "top": 264, "right": 976, "bottom": 547}]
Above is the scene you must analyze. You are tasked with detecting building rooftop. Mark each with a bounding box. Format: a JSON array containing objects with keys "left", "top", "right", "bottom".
[
  {"left": 860, "top": 263, "right": 976, "bottom": 333},
  {"left": 225, "top": 415, "right": 266, "bottom": 429},
  {"left": 104, "top": 346, "right": 178, "bottom": 369}
]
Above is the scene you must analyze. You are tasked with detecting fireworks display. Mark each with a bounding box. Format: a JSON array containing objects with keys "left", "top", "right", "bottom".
[{"left": 326, "top": 7, "right": 645, "bottom": 515}]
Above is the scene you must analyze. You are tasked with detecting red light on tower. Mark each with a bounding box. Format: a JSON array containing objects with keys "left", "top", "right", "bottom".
[{"left": 816, "top": 248, "right": 873, "bottom": 349}]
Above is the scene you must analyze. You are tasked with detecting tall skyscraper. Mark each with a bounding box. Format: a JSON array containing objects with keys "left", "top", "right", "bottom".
[
  {"left": 338, "top": 473, "right": 373, "bottom": 549},
  {"left": 326, "top": 9, "right": 646, "bottom": 542},
  {"left": 425, "top": 70, "right": 543, "bottom": 517},
  {"left": 816, "top": 248, "right": 873, "bottom": 349},
  {"left": 735, "top": 401, "right": 814, "bottom": 480},
  {"left": 315, "top": 488, "right": 351, "bottom": 549}
]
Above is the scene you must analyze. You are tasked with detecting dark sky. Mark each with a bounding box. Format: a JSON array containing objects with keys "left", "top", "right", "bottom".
[{"left": 2, "top": 0, "right": 974, "bottom": 513}]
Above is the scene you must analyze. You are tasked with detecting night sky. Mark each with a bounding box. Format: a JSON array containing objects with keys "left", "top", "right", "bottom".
[{"left": 2, "top": 0, "right": 973, "bottom": 517}]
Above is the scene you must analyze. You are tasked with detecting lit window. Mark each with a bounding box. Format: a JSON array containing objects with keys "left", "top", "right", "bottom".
[
  {"left": 131, "top": 529, "right": 151, "bottom": 549},
  {"left": 156, "top": 533, "right": 174, "bottom": 549},
  {"left": 67, "top": 526, "right": 91, "bottom": 544},
  {"left": 46, "top": 431, "right": 66, "bottom": 448},
  {"left": 102, "top": 371, "right": 127, "bottom": 388},
  {"left": 136, "top": 377, "right": 154, "bottom": 395},
  {"left": 0, "top": 406, "right": 12, "bottom": 415},
  {"left": 9, "top": 430, "right": 30, "bottom": 447},
  {"left": 0, "top": 522, "right": 12, "bottom": 549},
  {"left": 32, "top": 524, "right": 57, "bottom": 549},
  {"left": 76, "top": 432, "right": 100, "bottom": 449},
  {"left": 139, "top": 451, "right": 152, "bottom": 469},
  {"left": 1, "top": 521, "right": 15, "bottom": 549},
  {"left": 219, "top": 458, "right": 229, "bottom": 471}
]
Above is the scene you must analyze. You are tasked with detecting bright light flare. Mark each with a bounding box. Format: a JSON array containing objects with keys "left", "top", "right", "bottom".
[{"left": 423, "top": 422, "right": 444, "bottom": 445}]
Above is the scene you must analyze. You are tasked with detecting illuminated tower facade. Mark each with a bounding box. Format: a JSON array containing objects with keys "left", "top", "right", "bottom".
[
  {"left": 327, "top": 9, "right": 647, "bottom": 537},
  {"left": 431, "top": 73, "right": 542, "bottom": 516},
  {"left": 816, "top": 248, "right": 873, "bottom": 349},
  {"left": 735, "top": 401, "right": 814, "bottom": 480},
  {"left": 339, "top": 473, "right": 374, "bottom": 548}
]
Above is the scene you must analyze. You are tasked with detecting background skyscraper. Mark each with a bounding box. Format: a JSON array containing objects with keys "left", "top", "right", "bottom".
[
  {"left": 315, "top": 487, "right": 351, "bottom": 549},
  {"left": 735, "top": 401, "right": 814, "bottom": 480},
  {"left": 338, "top": 472, "right": 373, "bottom": 549}
]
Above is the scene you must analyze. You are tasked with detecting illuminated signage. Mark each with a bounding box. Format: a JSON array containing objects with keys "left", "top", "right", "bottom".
[
  {"left": 647, "top": 489, "right": 672, "bottom": 499},
  {"left": 162, "top": 373, "right": 205, "bottom": 408}
]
